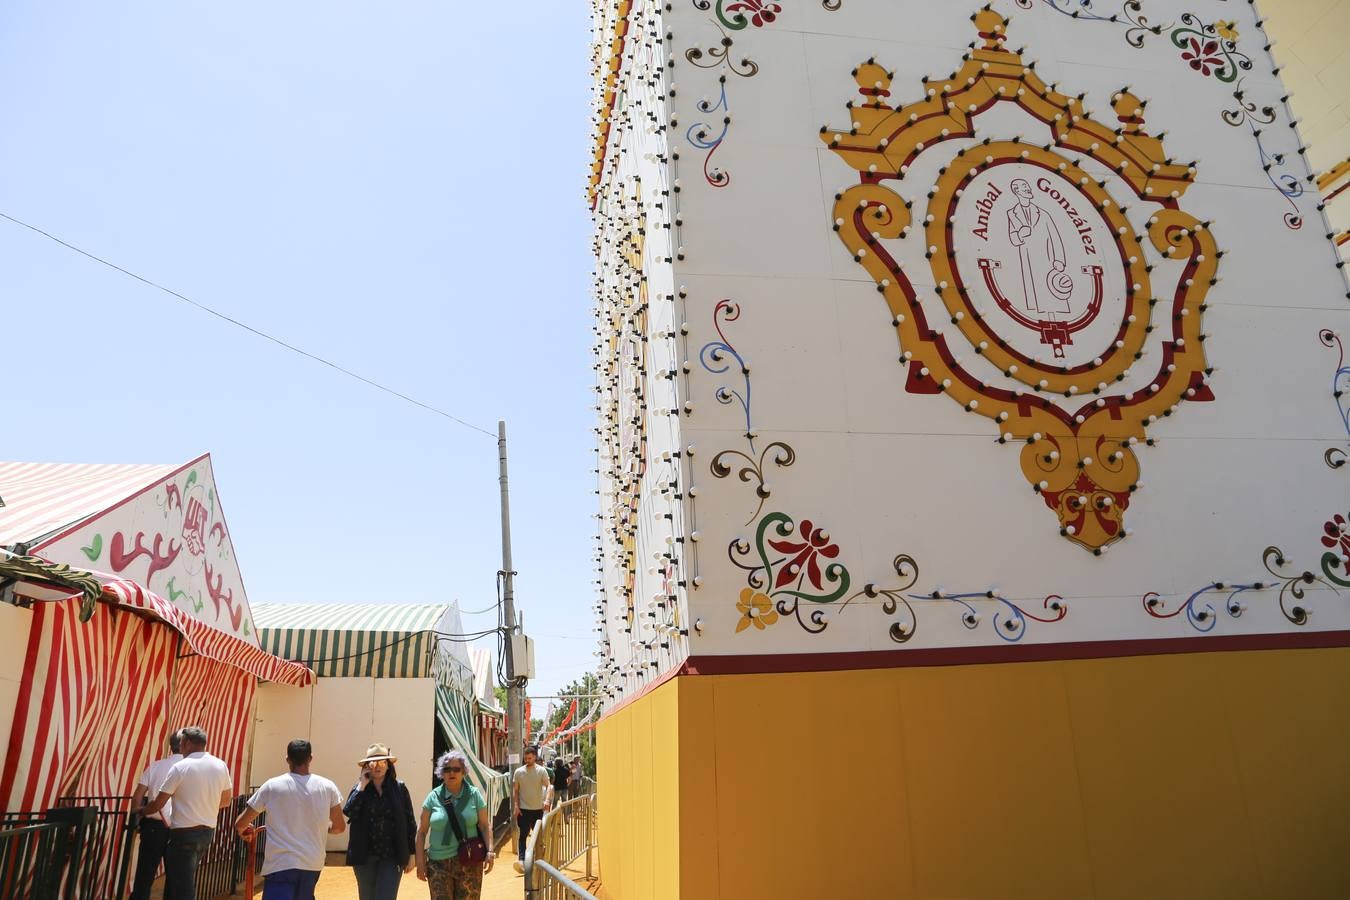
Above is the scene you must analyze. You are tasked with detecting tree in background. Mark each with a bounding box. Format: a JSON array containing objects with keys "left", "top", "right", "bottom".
[{"left": 543, "top": 672, "right": 599, "bottom": 777}]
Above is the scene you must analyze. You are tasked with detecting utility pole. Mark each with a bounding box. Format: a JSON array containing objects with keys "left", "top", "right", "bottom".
[{"left": 498, "top": 420, "right": 525, "bottom": 761}]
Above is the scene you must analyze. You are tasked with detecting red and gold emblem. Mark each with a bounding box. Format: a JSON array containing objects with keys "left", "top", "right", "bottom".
[{"left": 823, "top": 9, "right": 1218, "bottom": 553}]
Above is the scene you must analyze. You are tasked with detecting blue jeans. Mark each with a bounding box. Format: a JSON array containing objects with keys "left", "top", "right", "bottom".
[
  {"left": 163, "top": 828, "right": 214, "bottom": 900},
  {"left": 353, "top": 860, "right": 404, "bottom": 900},
  {"left": 262, "top": 868, "right": 322, "bottom": 900}
]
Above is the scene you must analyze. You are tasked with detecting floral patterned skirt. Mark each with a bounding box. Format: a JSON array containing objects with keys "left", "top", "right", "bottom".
[{"left": 426, "top": 856, "right": 483, "bottom": 900}]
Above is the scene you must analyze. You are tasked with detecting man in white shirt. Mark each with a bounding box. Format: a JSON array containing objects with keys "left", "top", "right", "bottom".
[
  {"left": 234, "top": 739, "right": 345, "bottom": 900},
  {"left": 130, "top": 728, "right": 183, "bottom": 900},
  {"left": 511, "top": 744, "right": 554, "bottom": 873},
  {"left": 141, "top": 726, "right": 233, "bottom": 900}
]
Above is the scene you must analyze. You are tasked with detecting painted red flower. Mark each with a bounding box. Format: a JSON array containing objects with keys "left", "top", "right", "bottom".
[
  {"left": 768, "top": 519, "right": 840, "bottom": 590},
  {"left": 727, "top": 1, "right": 781, "bottom": 28},
  {"left": 1322, "top": 513, "right": 1350, "bottom": 565},
  {"left": 1181, "top": 37, "right": 1224, "bottom": 77}
]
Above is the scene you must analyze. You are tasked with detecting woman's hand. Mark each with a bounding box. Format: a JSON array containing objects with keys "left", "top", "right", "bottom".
[
  {"left": 404, "top": 858, "right": 416, "bottom": 875},
  {"left": 484, "top": 852, "right": 495, "bottom": 874},
  {"left": 416, "top": 862, "right": 428, "bottom": 882}
]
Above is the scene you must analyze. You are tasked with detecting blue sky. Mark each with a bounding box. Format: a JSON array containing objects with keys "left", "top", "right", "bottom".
[{"left": 0, "top": 1, "right": 599, "bottom": 696}]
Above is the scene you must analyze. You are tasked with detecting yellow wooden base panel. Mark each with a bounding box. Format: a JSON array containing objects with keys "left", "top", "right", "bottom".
[{"left": 598, "top": 648, "right": 1350, "bottom": 899}]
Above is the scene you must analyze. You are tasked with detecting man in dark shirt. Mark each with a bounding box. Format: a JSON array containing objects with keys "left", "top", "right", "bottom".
[{"left": 551, "top": 757, "right": 570, "bottom": 798}]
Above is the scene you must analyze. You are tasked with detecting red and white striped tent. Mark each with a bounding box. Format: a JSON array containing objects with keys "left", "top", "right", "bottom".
[{"left": 0, "top": 456, "right": 312, "bottom": 815}]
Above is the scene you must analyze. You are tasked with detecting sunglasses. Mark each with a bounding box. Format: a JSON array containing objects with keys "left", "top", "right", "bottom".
[{"left": 442, "top": 766, "right": 464, "bottom": 773}]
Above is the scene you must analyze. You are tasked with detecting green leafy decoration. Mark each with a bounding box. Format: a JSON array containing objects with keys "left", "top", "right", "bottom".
[
  {"left": 1321, "top": 552, "right": 1350, "bottom": 589},
  {"left": 81, "top": 534, "right": 104, "bottom": 562}
]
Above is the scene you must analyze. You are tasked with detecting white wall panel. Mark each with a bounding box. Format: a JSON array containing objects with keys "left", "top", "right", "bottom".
[
  {"left": 310, "top": 677, "right": 374, "bottom": 852},
  {"left": 573, "top": 0, "right": 1350, "bottom": 684},
  {"left": 371, "top": 678, "right": 436, "bottom": 800},
  {"left": 249, "top": 682, "right": 313, "bottom": 788},
  {"left": 249, "top": 677, "right": 436, "bottom": 852}
]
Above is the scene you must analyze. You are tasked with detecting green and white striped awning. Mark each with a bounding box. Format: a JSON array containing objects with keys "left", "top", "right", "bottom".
[
  {"left": 253, "top": 603, "right": 449, "bottom": 679},
  {"left": 436, "top": 683, "right": 510, "bottom": 812}
]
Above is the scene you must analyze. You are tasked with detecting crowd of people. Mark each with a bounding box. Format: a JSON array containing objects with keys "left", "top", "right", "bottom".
[{"left": 131, "top": 728, "right": 589, "bottom": 900}]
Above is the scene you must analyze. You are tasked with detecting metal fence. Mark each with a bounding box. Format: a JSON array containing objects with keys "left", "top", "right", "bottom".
[
  {"left": 0, "top": 806, "right": 96, "bottom": 900},
  {"left": 0, "top": 794, "right": 256, "bottom": 900},
  {"left": 522, "top": 794, "right": 598, "bottom": 900},
  {"left": 55, "top": 795, "right": 138, "bottom": 898}
]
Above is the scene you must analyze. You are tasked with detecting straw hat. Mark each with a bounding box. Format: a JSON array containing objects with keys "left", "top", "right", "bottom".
[{"left": 357, "top": 743, "right": 397, "bottom": 766}]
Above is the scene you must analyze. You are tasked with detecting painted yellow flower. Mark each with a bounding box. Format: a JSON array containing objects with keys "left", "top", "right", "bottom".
[
  {"left": 1215, "top": 20, "right": 1239, "bottom": 43},
  {"left": 735, "top": 588, "right": 778, "bottom": 632}
]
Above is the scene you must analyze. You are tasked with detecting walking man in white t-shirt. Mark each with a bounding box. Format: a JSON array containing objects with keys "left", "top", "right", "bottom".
[
  {"left": 511, "top": 744, "right": 554, "bottom": 873},
  {"left": 234, "top": 739, "right": 345, "bottom": 900},
  {"left": 130, "top": 728, "right": 183, "bottom": 900},
  {"left": 141, "top": 726, "right": 234, "bottom": 900}
]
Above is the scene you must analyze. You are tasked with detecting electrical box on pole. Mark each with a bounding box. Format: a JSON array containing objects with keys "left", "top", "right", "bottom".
[{"left": 509, "top": 633, "right": 536, "bottom": 680}]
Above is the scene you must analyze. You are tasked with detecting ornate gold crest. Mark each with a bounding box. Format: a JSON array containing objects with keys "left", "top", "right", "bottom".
[{"left": 823, "top": 8, "right": 1218, "bottom": 553}]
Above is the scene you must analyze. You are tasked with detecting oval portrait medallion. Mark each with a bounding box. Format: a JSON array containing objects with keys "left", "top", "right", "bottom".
[{"left": 950, "top": 162, "right": 1129, "bottom": 368}]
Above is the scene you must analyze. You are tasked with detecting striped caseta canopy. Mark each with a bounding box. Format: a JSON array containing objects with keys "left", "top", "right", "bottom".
[
  {"left": 437, "top": 683, "right": 509, "bottom": 812},
  {"left": 253, "top": 603, "right": 449, "bottom": 679},
  {"left": 0, "top": 461, "right": 180, "bottom": 548}
]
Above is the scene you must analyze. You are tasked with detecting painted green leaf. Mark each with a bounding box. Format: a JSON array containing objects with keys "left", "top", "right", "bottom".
[{"left": 81, "top": 534, "right": 104, "bottom": 562}]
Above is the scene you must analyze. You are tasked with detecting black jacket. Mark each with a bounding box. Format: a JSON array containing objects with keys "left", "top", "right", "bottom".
[{"left": 344, "top": 779, "right": 417, "bottom": 867}]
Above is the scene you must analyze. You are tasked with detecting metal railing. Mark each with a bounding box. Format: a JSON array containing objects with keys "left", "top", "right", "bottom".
[
  {"left": 0, "top": 806, "right": 96, "bottom": 900},
  {"left": 522, "top": 794, "right": 598, "bottom": 900},
  {"left": 1, "top": 792, "right": 257, "bottom": 900},
  {"left": 55, "top": 795, "right": 138, "bottom": 899}
]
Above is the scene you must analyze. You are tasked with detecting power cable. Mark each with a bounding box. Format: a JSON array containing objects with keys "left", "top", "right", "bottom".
[
  {"left": 0, "top": 211, "right": 495, "bottom": 438},
  {"left": 434, "top": 628, "right": 504, "bottom": 641},
  {"left": 457, "top": 599, "right": 503, "bottom": 615}
]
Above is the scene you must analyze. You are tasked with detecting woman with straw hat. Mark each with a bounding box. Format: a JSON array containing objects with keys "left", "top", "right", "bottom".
[{"left": 344, "top": 743, "right": 418, "bottom": 900}]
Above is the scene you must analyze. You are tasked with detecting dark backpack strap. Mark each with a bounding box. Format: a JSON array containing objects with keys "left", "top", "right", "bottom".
[{"left": 442, "top": 787, "right": 469, "bottom": 847}]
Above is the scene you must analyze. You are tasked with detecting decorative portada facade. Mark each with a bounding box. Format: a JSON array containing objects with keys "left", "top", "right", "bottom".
[{"left": 589, "top": 2, "right": 1350, "bottom": 898}]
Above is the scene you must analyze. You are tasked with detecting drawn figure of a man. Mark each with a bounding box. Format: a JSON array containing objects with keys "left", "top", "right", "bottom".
[{"left": 1007, "top": 178, "right": 1073, "bottom": 314}]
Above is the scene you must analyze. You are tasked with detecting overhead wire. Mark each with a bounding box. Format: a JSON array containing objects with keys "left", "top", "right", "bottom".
[
  {"left": 0, "top": 211, "right": 495, "bottom": 438},
  {"left": 293, "top": 626, "right": 503, "bottom": 666},
  {"left": 457, "top": 599, "right": 503, "bottom": 615}
]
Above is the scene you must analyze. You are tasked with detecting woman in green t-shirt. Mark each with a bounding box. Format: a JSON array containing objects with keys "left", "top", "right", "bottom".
[{"left": 415, "top": 750, "right": 495, "bottom": 899}]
